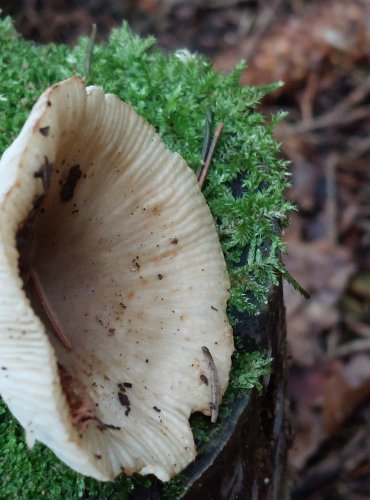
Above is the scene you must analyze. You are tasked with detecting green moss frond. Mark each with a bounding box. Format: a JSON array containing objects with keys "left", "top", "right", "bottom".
[{"left": 0, "top": 402, "right": 134, "bottom": 499}]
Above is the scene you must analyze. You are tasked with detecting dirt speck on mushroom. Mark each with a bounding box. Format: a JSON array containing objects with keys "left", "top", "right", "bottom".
[
  {"left": 60, "top": 164, "right": 82, "bottom": 202},
  {"left": 39, "top": 126, "right": 50, "bottom": 136}
]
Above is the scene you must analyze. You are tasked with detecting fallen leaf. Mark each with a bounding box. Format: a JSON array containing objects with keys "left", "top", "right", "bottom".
[
  {"left": 324, "top": 354, "right": 370, "bottom": 434},
  {"left": 284, "top": 239, "right": 355, "bottom": 366},
  {"left": 214, "top": 0, "right": 370, "bottom": 93}
]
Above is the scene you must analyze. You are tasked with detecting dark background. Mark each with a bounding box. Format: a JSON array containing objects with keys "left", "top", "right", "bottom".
[{"left": 1, "top": 1, "right": 370, "bottom": 498}]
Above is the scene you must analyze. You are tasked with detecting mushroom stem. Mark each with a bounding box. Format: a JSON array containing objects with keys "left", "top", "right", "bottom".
[
  {"left": 30, "top": 268, "right": 73, "bottom": 350},
  {"left": 198, "top": 122, "right": 224, "bottom": 189},
  {"left": 201, "top": 345, "right": 221, "bottom": 423}
]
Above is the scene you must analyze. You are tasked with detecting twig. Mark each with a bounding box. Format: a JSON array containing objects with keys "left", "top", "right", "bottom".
[
  {"left": 300, "top": 72, "right": 319, "bottom": 122},
  {"left": 200, "top": 0, "right": 248, "bottom": 7},
  {"left": 30, "top": 268, "right": 73, "bottom": 350},
  {"left": 326, "top": 153, "right": 338, "bottom": 244},
  {"left": 292, "top": 427, "right": 368, "bottom": 498},
  {"left": 84, "top": 23, "right": 97, "bottom": 79},
  {"left": 282, "top": 75, "right": 370, "bottom": 137},
  {"left": 243, "top": 0, "right": 284, "bottom": 60},
  {"left": 196, "top": 111, "right": 213, "bottom": 180},
  {"left": 334, "top": 75, "right": 370, "bottom": 114},
  {"left": 346, "top": 319, "right": 370, "bottom": 339},
  {"left": 330, "top": 339, "right": 370, "bottom": 359},
  {"left": 282, "top": 105, "right": 370, "bottom": 137},
  {"left": 198, "top": 122, "right": 224, "bottom": 189},
  {"left": 326, "top": 329, "right": 340, "bottom": 359},
  {"left": 201, "top": 346, "right": 220, "bottom": 423},
  {"left": 345, "top": 135, "right": 370, "bottom": 160}
]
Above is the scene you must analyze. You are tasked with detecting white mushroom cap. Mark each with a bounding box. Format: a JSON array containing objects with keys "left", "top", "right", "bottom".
[{"left": 0, "top": 77, "right": 234, "bottom": 481}]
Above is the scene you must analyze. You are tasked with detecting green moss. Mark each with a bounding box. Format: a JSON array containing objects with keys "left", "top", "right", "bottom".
[
  {"left": 162, "top": 475, "right": 188, "bottom": 500},
  {"left": 0, "top": 403, "right": 135, "bottom": 499},
  {"left": 0, "top": 16, "right": 291, "bottom": 499}
]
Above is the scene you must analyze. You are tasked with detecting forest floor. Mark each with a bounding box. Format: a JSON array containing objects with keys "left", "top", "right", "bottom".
[{"left": 2, "top": 1, "right": 370, "bottom": 498}]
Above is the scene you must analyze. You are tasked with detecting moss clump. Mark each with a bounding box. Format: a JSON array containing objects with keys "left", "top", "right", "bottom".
[
  {"left": 0, "top": 403, "right": 135, "bottom": 499},
  {"left": 0, "top": 16, "right": 291, "bottom": 499}
]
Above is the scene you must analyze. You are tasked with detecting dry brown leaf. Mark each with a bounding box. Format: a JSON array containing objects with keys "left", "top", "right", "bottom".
[
  {"left": 324, "top": 354, "right": 370, "bottom": 435},
  {"left": 289, "top": 366, "right": 328, "bottom": 469},
  {"left": 290, "top": 355, "right": 370, "bottom": 470},
  {"left": 284, "top": 239, "right": 355, "bottom": 366},
  {"left": 214, "top": 0, "right": 370, "bottom": 93}
]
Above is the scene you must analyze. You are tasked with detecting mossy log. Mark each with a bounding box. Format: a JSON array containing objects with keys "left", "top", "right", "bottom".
[{"left": 0, "top": 17, "right": 290, "bottom": 499}]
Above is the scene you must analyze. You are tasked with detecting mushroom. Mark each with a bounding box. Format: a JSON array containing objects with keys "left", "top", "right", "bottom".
[{"left": 0, "top": 77, "right": 234, "bottom": 481}]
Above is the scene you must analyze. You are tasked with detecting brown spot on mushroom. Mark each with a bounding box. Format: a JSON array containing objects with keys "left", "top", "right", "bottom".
[
  {"left": 139, "top": 276, "right": 149, "bottom": 285},
  {"left": 200, "top": 374, "right": 209, "bottom": 385},
  {"left": 102, "top": 423, "right": 121, "bottom": 431},
  {"left": 150, "top": 205, "right": 161, "bottom": 216},
  {"left": 153, "top": 406, "right": 161, "bottom": 413},
  {"left": 60, "top": 164, "right": 82, "bottom": 202},
  {"left": 131, "top": 258, "right": 140, "bottom": 271},
  {"left": 32, "top": 194, "right": 45, "bottom": 213},
  {"left": 39, "top": 126, "right": 50, "bottom": 137},
  {"left": 118, "top": 392, "right": 130, "bottom": 408},
  {"left": 58, "top": 363, "right": 103, "bottom": 431},
  {"left": 154, "top": 247, "right": 178, "bottom": 262},
  {"left": 170, "top": 238, "right": 178, "bottom": 246},
  {"left": 34, "top": 156, "right": 53, "bottom": 191},
  {"left": 94, "top": 453, "right": 102, "bottom": 459},
  {"left": 157, "top": 274, "right": 163, "bottom": 280}
]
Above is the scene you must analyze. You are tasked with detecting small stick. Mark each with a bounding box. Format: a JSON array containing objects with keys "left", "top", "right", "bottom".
[
  {"left": 30, "top": 268, "right": 73, "bottom": 350},
  {"left": 329, "top": 339, "right": 370, "bottom": 359},
  {"left": 84, "top": 23, "right": 97, "bottom": 79},
  {"left": 282, "top": 105, "right": 370, "bottom": 137},
  {"left": 281, "top": 73, "right": 370, "bottom": 138},
  {"left": 346, "top": 319, "right": 370, "bottom": 339},
  {"left": 196, "top": 111, "right": 213, "bottom": 179},
  {"left": 242, "top": 0, "right": 284, "bottom": 61},
  {"left": 198, "top": 122, "right": 224, "bottom": 189},
  {"left": 326, "top": 153, "right": 338, "bottom": 244},
  {"left": 201, "top": 346, "right": 220, "bottom": 423}
]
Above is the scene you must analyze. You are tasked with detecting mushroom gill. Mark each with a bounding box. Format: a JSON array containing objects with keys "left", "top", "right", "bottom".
[{"left": 0, "top": 77, "right": 234, "bottom": 481}]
